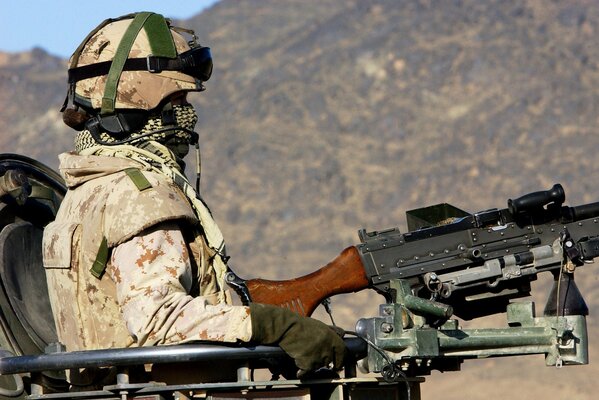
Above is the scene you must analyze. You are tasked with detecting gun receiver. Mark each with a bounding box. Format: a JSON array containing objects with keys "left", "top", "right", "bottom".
[{"left": 358, "top": 183, "right": 599, "bottom": 320}]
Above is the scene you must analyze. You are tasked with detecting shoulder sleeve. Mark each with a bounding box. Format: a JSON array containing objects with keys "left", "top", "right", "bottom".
[
  {"left": 109, "top": 223, "right": 253, "bottom": 345},
  {"left": 103, "top": 169, "right": 198, "bottom": 247}
]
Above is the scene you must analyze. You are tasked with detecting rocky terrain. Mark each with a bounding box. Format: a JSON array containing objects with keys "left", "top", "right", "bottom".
[{"left": 1, "top": 0, "right": 598, "bottom": 398}]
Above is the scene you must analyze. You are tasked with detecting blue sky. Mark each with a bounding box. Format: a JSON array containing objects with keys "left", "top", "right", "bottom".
[{"left": 0, "top": 1, "right": 219, "bottom": 58}]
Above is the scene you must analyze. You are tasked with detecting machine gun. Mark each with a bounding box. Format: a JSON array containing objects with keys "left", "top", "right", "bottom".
[
  {"left": 0, "top": 154, "right": 596, "bottom": 399},
  {"left": 240, "top": 183, "right": 597, "bottom": 377}
]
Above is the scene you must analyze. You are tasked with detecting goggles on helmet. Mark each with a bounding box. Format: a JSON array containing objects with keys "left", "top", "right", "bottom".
[{"left": 148, "top": 46, "right": 212, "bottom": 81}]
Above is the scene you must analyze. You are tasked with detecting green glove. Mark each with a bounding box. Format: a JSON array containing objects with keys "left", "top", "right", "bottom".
[{"left": 249, "top": 303, "right": 347, "bottom": 377}]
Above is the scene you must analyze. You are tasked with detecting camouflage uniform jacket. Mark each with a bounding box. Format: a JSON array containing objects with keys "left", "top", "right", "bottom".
[{"left": 43, "top": 152, "right": 252, "bottom": 351}]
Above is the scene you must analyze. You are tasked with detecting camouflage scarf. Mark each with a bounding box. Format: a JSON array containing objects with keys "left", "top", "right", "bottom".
[{"left": 74, "top": 104, "right": 198, "bottom": 154}]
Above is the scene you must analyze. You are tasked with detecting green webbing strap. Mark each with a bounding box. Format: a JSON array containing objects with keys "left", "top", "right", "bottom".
[
  {"left": 90, "top": 237, "right": 109, "bottom": 279},
  {"left": 144, "top": 13, "right": 177, "bottom": 58},
  {"left": 89, "top": 168, "right": 152, "bottom": 279},
  {"left": 101, "top": 12, "right": 154, "bottom": 115},
  {"left": 124, "top": 168, "right": 152, "bottom": 191}
]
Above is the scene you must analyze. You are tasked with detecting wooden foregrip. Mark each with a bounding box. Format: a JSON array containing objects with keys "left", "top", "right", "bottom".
[{"left": 245, "top": 246, "right": 369, "bottom": 316}]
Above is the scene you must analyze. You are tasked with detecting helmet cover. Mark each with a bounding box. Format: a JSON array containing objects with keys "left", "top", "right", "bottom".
[{"left": 71, "top": 14, "right": 202, "bottom": 112}]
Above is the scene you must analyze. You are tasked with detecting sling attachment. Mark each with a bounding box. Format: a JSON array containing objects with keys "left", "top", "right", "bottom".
[{"left": 90, "top": 237, "right": 109, "bottom": 279}]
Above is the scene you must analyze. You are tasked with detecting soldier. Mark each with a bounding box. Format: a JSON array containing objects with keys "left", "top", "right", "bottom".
[{"left": 43, "top": 12, "right": 345, "bottom": 384}]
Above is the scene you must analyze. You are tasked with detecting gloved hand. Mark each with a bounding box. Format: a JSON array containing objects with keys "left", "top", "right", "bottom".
[{"left": 249, "top": 303, "right": 347, "bottom": 377}]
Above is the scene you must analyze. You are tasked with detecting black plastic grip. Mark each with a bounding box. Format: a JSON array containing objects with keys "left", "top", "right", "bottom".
[{"left": 508, "top": 184, "right": 565, "bottom": 214}]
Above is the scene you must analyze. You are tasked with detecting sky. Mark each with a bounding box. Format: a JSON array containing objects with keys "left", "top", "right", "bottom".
[{"left": 0, "top": 1, "right": 219, "bottom": 58}]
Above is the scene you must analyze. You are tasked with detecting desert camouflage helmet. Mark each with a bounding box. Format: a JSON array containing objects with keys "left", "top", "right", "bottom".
[{"left": 64, "top": 12, "right": 212, "bottom": 114}]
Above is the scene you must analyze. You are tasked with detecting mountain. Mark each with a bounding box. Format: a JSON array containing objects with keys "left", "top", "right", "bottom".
[
  {"left": 1, "top": 0, "right": 599, "bottom": 398},
  {"left": 0, "top": 48, "right": 69, "bottom": 166}
]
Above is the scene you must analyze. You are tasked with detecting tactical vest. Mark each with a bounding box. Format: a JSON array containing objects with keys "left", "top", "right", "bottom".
[{"left": 43, "top": 157, "right": 224, "bottom": 351}]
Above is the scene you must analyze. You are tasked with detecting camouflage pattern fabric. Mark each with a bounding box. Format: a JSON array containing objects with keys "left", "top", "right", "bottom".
[
  {"left": 43, "top": 152, "right": 252, "bottom": 351},
  {"left": 111, "top": 223, "right": 251, "bottom": 345}
]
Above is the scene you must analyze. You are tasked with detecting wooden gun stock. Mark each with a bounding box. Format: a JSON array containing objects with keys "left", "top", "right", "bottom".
[{"left": 245, "top": 246, "right": 369, "bottom": 316}]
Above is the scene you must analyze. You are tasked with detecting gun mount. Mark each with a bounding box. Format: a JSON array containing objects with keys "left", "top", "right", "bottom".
[{"left": 355, "top": 279, "right": 588, "bottom": 378}]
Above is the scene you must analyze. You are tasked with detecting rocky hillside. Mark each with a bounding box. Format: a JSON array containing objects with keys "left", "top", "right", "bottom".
[
  {"left": 1, "top": 0, "right": 599, "bottom": 398},
  {"left": 0, "top": 48, "right": 67, "bottom": 166}
]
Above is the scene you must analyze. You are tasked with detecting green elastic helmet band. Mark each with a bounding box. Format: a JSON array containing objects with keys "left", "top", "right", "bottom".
[{"left": 100, "top": 12, "right": 178, "bottom": 115}]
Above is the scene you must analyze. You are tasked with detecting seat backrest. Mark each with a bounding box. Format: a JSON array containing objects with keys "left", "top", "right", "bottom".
[{"left": 0, "top": 221, "right": 58, "bottom": 355}]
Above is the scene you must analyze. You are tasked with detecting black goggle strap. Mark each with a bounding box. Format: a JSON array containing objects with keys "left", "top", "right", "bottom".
[{"left": 68, "top": 46, "right": 212, "bottom": 84}]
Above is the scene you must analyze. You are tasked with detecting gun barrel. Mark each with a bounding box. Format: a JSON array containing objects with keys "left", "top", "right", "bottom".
[{"left": 570, "top": 201, "right": 599, "bottom": 221}]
